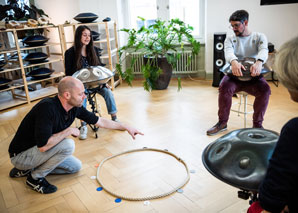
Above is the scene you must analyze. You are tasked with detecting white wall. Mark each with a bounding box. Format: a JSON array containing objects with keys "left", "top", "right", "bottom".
[
  {"left": 78, "top": 0, "right": 119, "bottom": 22},
  {"left": 35, "top": 0, "right": 120, "bottom": 25},
  {"left": 34, "top": 0, "right": 298, "bottom": 77},
  {"left": 35, "top": 0, "right": 80, "bottom": 25},
  {"left": 205, "top": 0, "right": 298, "bottom": 76},
  {"left": 34, "top": 0, "right": 125, "bottom": 44}
]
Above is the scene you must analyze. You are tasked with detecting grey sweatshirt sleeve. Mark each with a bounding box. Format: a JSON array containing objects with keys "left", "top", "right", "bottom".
[
  {"left": 224, "top": 35, "right": 238, "bottom": 63},
  {"left": 256, "top": 33, "right": 269, "bottom": 63}
]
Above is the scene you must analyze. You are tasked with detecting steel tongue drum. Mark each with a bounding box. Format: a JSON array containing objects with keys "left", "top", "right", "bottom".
[{"left": 72, "top": 66, "right": 114, "bottom": 88}]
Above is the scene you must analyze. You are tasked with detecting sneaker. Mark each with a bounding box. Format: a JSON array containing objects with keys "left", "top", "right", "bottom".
[
  {"left": 26, "top": 174, "right": 57, "bottom": 194},
  {"left": 206, "top": 122, "right": 227, "bottom": 136},
  {"left": 9, "top": 167, "right": 30, "bottom": 178},
  {"left": 111, "top": 116, "right": 120, "bottom": 122},
  {"left": 112, "top": 118, "right": 120, "bottom": 122},
  {"left": 79, "top": 125, "right": 88, "bottom": 140}
]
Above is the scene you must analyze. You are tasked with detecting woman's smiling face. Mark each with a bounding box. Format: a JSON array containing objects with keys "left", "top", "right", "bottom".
[{"left": 81, "top": 29, "right": 91, "bottom": 46}]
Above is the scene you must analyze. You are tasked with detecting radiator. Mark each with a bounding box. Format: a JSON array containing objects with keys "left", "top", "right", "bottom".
[{"left": 129, "top": 51, "right": 199, "bottom": 74}]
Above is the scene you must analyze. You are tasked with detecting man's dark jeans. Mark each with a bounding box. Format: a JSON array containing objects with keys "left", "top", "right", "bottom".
[{"left": 218, "top": 76, "right": 271, "bottom": 127}]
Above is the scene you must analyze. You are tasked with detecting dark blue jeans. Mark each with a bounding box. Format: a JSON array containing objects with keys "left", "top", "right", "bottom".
[{"left": 218, "top": 76, "right": 271, "bottom": 127}]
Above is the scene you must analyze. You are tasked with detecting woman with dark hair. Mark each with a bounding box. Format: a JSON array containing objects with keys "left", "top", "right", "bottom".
[{"left": 64, "top": 25, "right": 119, "bottom": 140}]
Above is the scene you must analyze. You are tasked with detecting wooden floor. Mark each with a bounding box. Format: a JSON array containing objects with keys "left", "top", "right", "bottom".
[{"left": 0, "top": 78, "right": 297, "bottom": 212}]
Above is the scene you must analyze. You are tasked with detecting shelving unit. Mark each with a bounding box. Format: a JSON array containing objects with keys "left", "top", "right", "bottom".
[
  {"left": 60, "top": 21, "right": 121, "bottom": 90},
  {"left": 0, "top": 25, "right": 65, "bottom": 111}
]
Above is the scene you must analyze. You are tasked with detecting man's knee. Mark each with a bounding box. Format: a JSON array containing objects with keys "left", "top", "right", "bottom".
[
  {"left": 219, "top": 81, "right": 236, "bottom": 95},
  {"left": 263, "top": 83, "right": 271, "bottom": 96},
  {"left": 71, "top": 157, "right": 82, "bottom": 173},
  {"left": 257, "top": 81, "right": 271, "bottom": 97},
  {"left": 99, "top": 87, "right": 113, "bottom": 98},
  {"left": 58, "top": 138, "right": 75, "bottom": 155}
]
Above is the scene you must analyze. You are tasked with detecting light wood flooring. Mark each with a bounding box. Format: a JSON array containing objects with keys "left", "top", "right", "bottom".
[{"left": 0, "top": 78, "right": 297, "bottom": 213}]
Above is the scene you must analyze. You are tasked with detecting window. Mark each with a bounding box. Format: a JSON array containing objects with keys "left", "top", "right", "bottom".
[
  {"left": 128, "top": 0, "right": 205, "bottom": 41},
  {"left": 128, "top": 0, "right": 157, "bottom": 29}
]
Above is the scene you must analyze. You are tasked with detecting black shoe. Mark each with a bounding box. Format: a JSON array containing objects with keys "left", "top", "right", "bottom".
[
  {"left": 26, "top": 174, "right": 57, "bottom": 194},
  {"left": 9, "top": 167, "right": 31, "bottom": 178}
]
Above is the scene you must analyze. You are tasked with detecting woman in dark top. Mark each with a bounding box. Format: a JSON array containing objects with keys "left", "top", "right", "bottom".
[
  {"left": 64, "top": 25, "right": 118, "bottom": 140},
  {"left": 247, "top": 37, "right": 298, "bottom": 212}
]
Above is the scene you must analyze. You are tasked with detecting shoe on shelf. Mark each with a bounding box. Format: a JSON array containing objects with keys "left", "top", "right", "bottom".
[
  {"left": 79, "top": 125, "right": 88, "bottom": 140},
  {"left": 9, "top": 167, "right": 30, "bottom": 178},
  {"left": 206, "top": 122, "right": 227, "bottom": 136},
  {"left": 26, "top": 174, "right": 57, "bottom": 194}
]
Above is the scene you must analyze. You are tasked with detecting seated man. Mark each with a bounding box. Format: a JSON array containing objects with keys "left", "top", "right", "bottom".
[
  {"left": 207, "top": 10, "right": 271, "bottom": 136},
  {"left": 8, "top": 76, "right": 143, "bottom": 194},
  {"left": 248, "top": 36, "right": 298, "bottom": 213}
]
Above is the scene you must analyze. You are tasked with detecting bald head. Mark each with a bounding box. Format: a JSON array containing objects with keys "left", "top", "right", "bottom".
[{"left": 58, "top": 76, "right": 83, "bottom": 96}]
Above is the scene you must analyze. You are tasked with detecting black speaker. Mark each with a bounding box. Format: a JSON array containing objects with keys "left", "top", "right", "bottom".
[{"left": 212, "top": 32, "right": 226, "bottom": 87}]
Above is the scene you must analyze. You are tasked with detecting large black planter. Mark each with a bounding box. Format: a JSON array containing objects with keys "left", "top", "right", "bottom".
[{"left": 144, "top": 56, "right": 172, "bottom": 90}]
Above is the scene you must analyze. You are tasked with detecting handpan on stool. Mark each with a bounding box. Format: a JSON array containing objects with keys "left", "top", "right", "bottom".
[
  {"left": 202, "top": 128, "right": 279, "bottom": 202},
  {"left": 73, "top": 66, "right": 114, "bottom": 138},
  {"left": 72, "top": 65, "right": 114, "bottom": 88}
]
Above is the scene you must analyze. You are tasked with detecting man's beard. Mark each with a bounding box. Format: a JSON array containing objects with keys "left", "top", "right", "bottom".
[
  {"left": 234, "top": 28, "right": 245, "bottom": 36},
  {"left": 69, "top": 98, "right": 83, "bottom": 107}
]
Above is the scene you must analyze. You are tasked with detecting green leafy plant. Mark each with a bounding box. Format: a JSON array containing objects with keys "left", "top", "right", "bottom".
[{"left": 116, "top": 17, "right": 200, "bottom": 91}]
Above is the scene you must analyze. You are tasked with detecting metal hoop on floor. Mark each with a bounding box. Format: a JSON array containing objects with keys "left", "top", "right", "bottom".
[{"left": 96, "top": 147, "right": 190, "bottom": 201}]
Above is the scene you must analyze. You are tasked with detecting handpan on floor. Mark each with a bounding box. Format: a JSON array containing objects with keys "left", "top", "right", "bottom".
[{"left": 202, "top": 128, "right": 279, "bottom": 192}]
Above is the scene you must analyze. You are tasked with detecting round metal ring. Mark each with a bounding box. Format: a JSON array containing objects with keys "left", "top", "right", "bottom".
[{"left": 96, "top": 147, "right": 190, "bottom": 201}]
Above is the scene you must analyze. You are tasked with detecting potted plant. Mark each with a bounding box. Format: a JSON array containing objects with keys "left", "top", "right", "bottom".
[{"left": 116, "top": 17, "right": 200, "bottom": 91}]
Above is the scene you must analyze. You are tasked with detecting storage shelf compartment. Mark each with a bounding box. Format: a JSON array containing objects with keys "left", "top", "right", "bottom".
[
  {"left": 0, "top": 66, "right": 22, "bottom": 73},
  {"left": 0, "top": 90, "right": 27, "bottom": 111},
  {"left": 23, "top": 57, "right": 63, "bottom": 69},
  {"left": 28, "top": 86, "right": 58, "bottom": 101},
  {"left": 0, "top": 24, "right": 65, "bottom": 111},
  {"left": 14, "top": 25, "right": 55, "bottom": 31},
  {"left": 26, "top": 72, "right": 64, "bottom": 86},
  {"left": 66, "top": 38, "right": 116, "bottom": 44},
  {"left": 0, "top": 48, "right": 18, "bottom": 54},
  {"left": 100, "top": 48, "right": 117, "bottom": 59},
  {"left": 63, "top": 22, "right": 114, "bottom": 27},
  {"left": 19, "top": 42, "right": 62, "bottom": 51},
  {"left": 29, "top": 86, "right": 58, "bottom": 101},
  {"left": 94, "top": 38, "right": 115, "bottom": 43}
]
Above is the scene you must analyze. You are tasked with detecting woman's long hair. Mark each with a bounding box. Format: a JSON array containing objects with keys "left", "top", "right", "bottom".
[{"left": 74, "top": 25, "right": 99, "bottom": 70}]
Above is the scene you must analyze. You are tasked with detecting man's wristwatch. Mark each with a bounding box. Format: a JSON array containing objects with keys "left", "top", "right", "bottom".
[{"left": 257, "top": 59, "right": 264, "bottom": 63}]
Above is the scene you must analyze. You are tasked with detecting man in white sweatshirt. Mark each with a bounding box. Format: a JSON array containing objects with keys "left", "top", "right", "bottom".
[{"left": 207, "top": 10, "right": 271, "bottom": 136}]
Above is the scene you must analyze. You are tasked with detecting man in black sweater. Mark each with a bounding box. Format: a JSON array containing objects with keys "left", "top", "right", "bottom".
[{"left": 8, "top": 76, "right": 143, "bottom": 194}]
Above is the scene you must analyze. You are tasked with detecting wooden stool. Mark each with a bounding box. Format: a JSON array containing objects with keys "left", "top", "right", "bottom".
[{"left": 231, "top": 91, "right": 254, "bottom": 128}]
